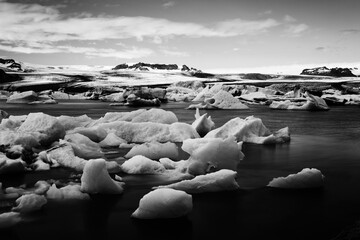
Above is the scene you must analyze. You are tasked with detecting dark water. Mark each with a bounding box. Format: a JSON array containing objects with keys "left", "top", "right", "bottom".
[{"left": 1, "top": 100, "right": 360, "bottom": 240}]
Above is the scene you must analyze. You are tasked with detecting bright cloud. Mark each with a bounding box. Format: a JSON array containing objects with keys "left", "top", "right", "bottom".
[
  {"left": 162, "top": 1, "right": 175, "bottom": 8},
  {"left": 0, "top": 0, "right": 307, "bottom": 58}
]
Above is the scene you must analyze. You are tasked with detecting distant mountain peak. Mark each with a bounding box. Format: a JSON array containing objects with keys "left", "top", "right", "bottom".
[
  {"left": 301, "top": 66, "right": 356, "bottom": 77},
  {"left": 112, "top": 62, "right": 199, "bottom": 72}
]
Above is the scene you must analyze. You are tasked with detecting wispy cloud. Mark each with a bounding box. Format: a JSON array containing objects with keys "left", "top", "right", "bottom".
[
  {"left": 285, "top": 23, "right": 309, "bottom": 35},
  {"left": 341, "top": 29, "right": 360, "bottom": 35},
  {"left": 0, "top": 0, "right": 306, "bottom": 57},
  {"left": 160, "top": 48, "right": 189, "bottom": 57},
  {"left": 162, "top": 1, "right": 175, "bottom": 9}
]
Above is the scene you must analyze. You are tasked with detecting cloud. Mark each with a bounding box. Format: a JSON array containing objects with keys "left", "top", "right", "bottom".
[
  {"left": 341, "top": 29, "right": 360, "bottom": 35},
  {"left": 162, "top": 1, "right": 175, "bottom": 8},
  {"left": 285, "top": 23, "right": 309, "bottom": 35},
  {"left": 284, "top": 15, "right": 297, "bottom": 23},
  {"left": 315, "top": 46, "right": 326, "bottom": 51},
  {"left": 160, "top": 49, "right": 189, "bottom": 57}
]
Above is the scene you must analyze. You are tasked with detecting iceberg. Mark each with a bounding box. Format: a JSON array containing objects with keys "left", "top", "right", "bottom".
[
  {"left": 81, "top": 159, "right": 125, "bottom": 194},
  {"left": 155, "top": 169, "right": 239, "bottom": 193},
  {"left": 121, "top": 155, "right": 165, "bottom": 174},
  {"left": 131, "top": 188, "right": 192, "bottom": 219},
  {"left": 98, "top": 132, "right": 127, "bottom": 147},
  {"left": 267, "top": 168, "right": 325, "bottom": 189},
  {"left": 270, "top": 92, "right": 329, "bottom": 111},
  {"left": 57, "top": 115, "right": 93, "bottom": 131},
  {"left": 0, "top": 212, "right": 21, "bottom": 228},
  {"left": 125, "top": 141, "right": 179, "bottom": 160},
  {"left": 182, "top": 137, "right": 244, "bottom": 175},
  {"left": 12, "top": 194, "right": 47, "bottom": 213},
  {"left": 191, "top": 108, "right": 215, "bottom": 137},
  {"left": 46, "top": 184, "right": 90, "bottom": 200},
  {"left": 97, "top": 121, "right": 199, "bottom": 143},
  {"left": 64, "top": 133, "right": 104, "bottom": 159},
  {"left": 0, "top": 152, "right": 25, "bottom": 174},
  {"left": 204, "top": 116, "right": 290, "bottom": 144}
]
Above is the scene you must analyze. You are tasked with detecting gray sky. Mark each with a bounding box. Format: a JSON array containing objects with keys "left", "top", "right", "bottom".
[{"left": 1, "top": 0, "right": 359, "bottom": 71}]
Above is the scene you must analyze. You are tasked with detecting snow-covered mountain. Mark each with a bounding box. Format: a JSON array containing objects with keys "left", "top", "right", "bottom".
[{"left": 301, "top": 66, "right": 357, "bottom": 77}]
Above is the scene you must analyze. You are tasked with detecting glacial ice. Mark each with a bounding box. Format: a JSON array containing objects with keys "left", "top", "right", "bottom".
[
  {"left": 192, "top": 84, "right": 222, "bottom": 102},
  {"left": 6, "top": 91, "right": 38, "bottom": 104},
  {"left": 97, "top": 121, "right": 199, "bottom": 143},
  {"left": 98, "top": 132, "right": 127, "bottom": 147},
  {"left": 0, "top": 152, "right": 25, "bottom": 174},
  {"left": 267, "top": 168, "right": 325, "bottom": 188},
  {"left": 189, "top": 90, "right": 249, "bottom": 109},
  {"left": 159, "top": 158, "right": 188, "bottom": 170},
  {"left": 125, "top": 141, "right": 179, "bottom": 160},
  {"left": 57, "top": 115, "right": 93, "bottom": 131},
  {"left": 64, "top": 133, "right": 104, "bottom": 159},
  {"left": 121, "top": 155, "right": 165, "bottom": 174},
  {"left": 155, "top": 169, "right": 239, "bottom": 193},
  {"left": 0, "top": 212, "right": 21, "bottom": 228},
  {"left": 12, "top": 194, "right": 47, "bottom": 213},
  {"left": 270, "top": 92, "right": 329, "bottom": 111},
  {"left": 80, "top": 159, "right": 125, "bottom": 194},
  {"left": 191, "top": 108, "right": 215, "bottom": 137},
  {"left": 204, "top": 116, "right": 290, "bottom": 144},
  {"left": 131, "top": 188, "right": 192, "bottom": 219},
  {"left": 5, "top": 180, "right": 50, "bottom": 196},
  {"left": 46, "top": 184, "right": 90, "bottom": 200},
  {"left": 182, "top": 137, "right": 244, "bottom": 175},
  {"left": 18, "top": 112, "right": 65, "bottom": 147}
]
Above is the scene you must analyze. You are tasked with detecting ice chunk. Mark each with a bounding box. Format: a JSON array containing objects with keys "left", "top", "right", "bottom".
[
  {"left": 159, "top": 158, "right": 188, "bottom": 170},
  {"left": 31, "top": 159, "right": 50, "bottom": 171},
  {"left": 125, "top": 141, "right": 179, "bottom": 160},
  {"left": 182, "top": 137, "right": 244, "bottom": 175},
  {"left": 46, "top": 184, "right": 90, "bottom": 200},
  {"left": 81, "top": 159, "right": 125, "bottom": 194},
  {"left": 204, "top": 90, "right": 249, "bottom": 109},
  {"left": 191, "top": 108, "right": 215, "bottom": 137},
  {"left": 57, "top": 115, "right": 93, "bottom": 131},
  {"left": 205, "top": 116, "right": 290, "bottom": 144},
  {"left": 12, "top": 194, "right": 47, "bottom": 213},
  {"left": 192, "top": 84, "right": 222, "bottom": 102},
  {"left": 17, "top": 112, "right": 65, "bottom": 147},
  {"left": 6, "top": 91, "right": 38, "bottom": 104},
  {"left": 0, "top": 212, "right": 21, "bottom": 228},
  {"left": 155, "top": 169, "right": 239, "bottom": 193},
  {"left": 267, "top": 168, "right": 325, "bottom": 189},
  {"left": 98, "top": 132, "right": 127, "bottom": 147},
  {"left": 131, "top": 188, "right": 192, "bottom": 219},
  {"left": 270, "top": 92, "right": 329, "bottom": 111},
  {"left": 47, "top": 140, "right": 87, "bottom": 171},
  {"left": 69, "top": 126, "right": 108, "bottom": 142},
  {"left": 64, "top": 133, "right": 104, "bottom": 159},
  {"left": 5, "top": 180, "right": 50, "bottom": 196},
  {"left": 98, "top": 121, "right": 199, "bottom": 143},
  {"left": 121, "top": 155, "right": 165, "bottom": 174}
]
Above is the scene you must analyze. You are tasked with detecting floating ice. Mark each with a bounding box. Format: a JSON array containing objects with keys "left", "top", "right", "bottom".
[
  {"left": 5, "top": 180, "right": 50, "bottom": 195},
  {"left": 18, "top": 112, "right": 65, "bottom": 147},
  {"left": 191, "top": 108, "right": 215, "bottom": 137},
  {"left": 97, "top": 121, "right": 199, "bottom": 143},
  {"left": 6, "top": 91, "right": 38, "bottom": 104},
  {"left": 125, "top": 141, "right": 179, "bottom": 160},
  {"left": 64, "top": 133, "right": 104, "bottom": 159},
  {"left": 205, "top": 116, "right": 290, "bottom": 144},
  {"left": 12, "top": 194, "right": 47, "bottom": 213},
  {"left": 267, "top": 168, "right": 325, "bottom": 189},
  {"left": 159, "top": 158, "right": 188, "bottom": 170},
  {"left": 155, "top": 169, "right": 239, "bottom": 193},
  {"left": 46, "top": 184, "right": 90, "bottom": 200},
  {"left": 81, "top": 159, "right": 125, "bottom": 194},
  {"left": 270, "top": 92, "right": 329, "bottom": 111},
  {"left": 98, "top": 132, "right": 127, "bottom": 147},
  {"left": 0, "top": 152, "right": 25, "bottom": 174},
  {"left": 0, "top": 212, "right": 21, "bottom": 228},
  {"left": 131, "top": 188, "right": 192, "bottom": 219},
  {"left": 182, "top": 137, "right": 244, "bottom": 175},
  {"left": 57, "top": 115, "right": 93, "bottom": 131},
  {"left": 121, "top": 155, "right": 165, "bottom": 174}
]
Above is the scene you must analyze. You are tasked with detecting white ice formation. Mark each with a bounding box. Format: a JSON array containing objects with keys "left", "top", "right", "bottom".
[
  {"left": 121, "top": 155, "right": 165, "bottom": 174},
  {"left": 182, "top": 136, "right": 244, "bottom": 175},
  {"left": 46, "top": 184, "right": 90, "bottom": 200},
  {"left": 267, "top": 168, "right": 325, "bottom": 189},
  {"left": 155, "top": 169, "right": 239, "bottom": 193},
  {"left": 81, "top": 159, "right": 125, "bottom": 194},
  {"left": 131, "top": 188, "right": 192, "bottom": 219},
  {"left": 125, "top": 141, "right": 179, "bottom": 160},
  {"left": 191, "top": 108, "right": 215, "bottom": 137},
  {"left": 12, "top": 194, "right": 47, "bottom": 213},
  {"left": 204, "top": 116, "right": 290, "bottom": 144}
]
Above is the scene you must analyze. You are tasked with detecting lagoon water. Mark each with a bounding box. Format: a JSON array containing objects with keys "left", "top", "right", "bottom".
[{"left": 1, "top": 100, "right": 360, "bottom": 240}]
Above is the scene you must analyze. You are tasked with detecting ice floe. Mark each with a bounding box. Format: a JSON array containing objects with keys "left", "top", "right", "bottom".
[
  {"left": 121, "top": 155, "right": 165, "bottom": 174},
  {"left": 81, "top": 159, "right": 125, "bottom": 194},
  {"left": 182, "top": 137, "right": 244, "bottom": 175},
  {"left": 131, "top": 188, "right": 192, "bottom": 219},
  {"left": 125, "top": 141, "right": 179, "bottom": 160},
  {"left": 12, "top": 194, "right": 47, "bottom": 213},
  {"left": 204, "top": 116, "right": 290, "bottom": 144},
  {"left": 191, "top": 108, "right": 215, "bottom": 137},
  {"left": 46, "top": 184, "right": 90, "bottom": 200},
  {"left": 0, "top": 212, "right": 21, "bottom": 228},
  {"left": 267, "top": 168, "right": 325, "bottom": 189},
  {"left": 155, "top": 169, "right": 239, "bottom": 193}
]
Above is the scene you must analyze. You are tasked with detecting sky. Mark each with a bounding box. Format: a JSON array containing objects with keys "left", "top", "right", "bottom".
[{"left": 0, "top": 0, "right": 360, "bottom": 73}]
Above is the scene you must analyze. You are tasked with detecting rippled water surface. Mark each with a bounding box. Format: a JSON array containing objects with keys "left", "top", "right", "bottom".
[{"left": 1, "top": 100, "right": 360, "bottom": 240}]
